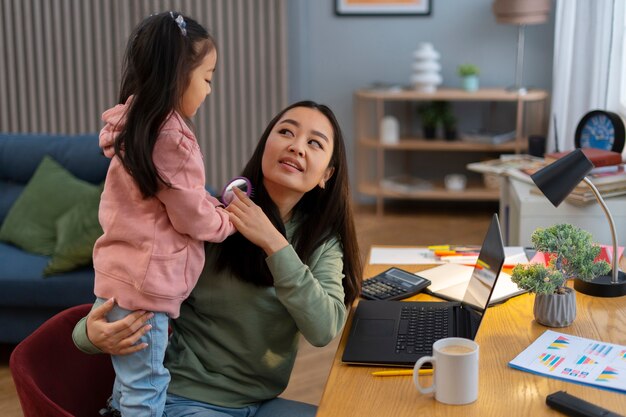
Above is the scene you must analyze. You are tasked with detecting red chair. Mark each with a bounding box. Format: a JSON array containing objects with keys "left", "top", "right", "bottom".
[{"left": 9, "top": 304, "right": 115, "bottom": 417}]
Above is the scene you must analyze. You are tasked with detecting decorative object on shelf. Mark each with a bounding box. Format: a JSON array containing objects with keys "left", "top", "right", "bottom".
[
  {"left": 527, "top": 134, "right": 546, "bottom": 157},
  {"left": 492, "top": 0, "right": 551, "bottom": 94},
  {"left": 440, "top": 102, "right": 457, "bottom": 140},
  {"left": 417, "top": 102, "right": 440, "bottom": 139},
  {"left": 444, "top": 174, "right": 467, "bottom": 192},
  {"left": 410, "top": 43, "right": 442, "bottom": 93},
  {"left": 574, "top": 110, "right": 626, "bottom": 153},
  {"left": 380, "top": 116, "right": 400, "bottom": 144},
  {"left": 460, "top": 129, "right": 516, "bottom": 145},
  {"left": 335, "top": 0, "right": 431, "bottom": 16},
  {"left": 511, "top": 224, "right": 610, "bottom": 327},
  {"left": 457, "top": 64, "right": 480, "bottom": 92},
  {"left": 530, "top": 149, "right": 626, "bottom": 297},
  {"left": 380, "top": 175, "right": 433, "bottom": 193}
]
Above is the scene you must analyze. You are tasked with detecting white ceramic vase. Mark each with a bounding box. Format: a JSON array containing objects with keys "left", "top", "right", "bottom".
[
  {"left": 380, "top": 116, "right": 400, "bottom": 144},
  {"left": 411, "top": 43, "right": 442, "bottom": 93}
]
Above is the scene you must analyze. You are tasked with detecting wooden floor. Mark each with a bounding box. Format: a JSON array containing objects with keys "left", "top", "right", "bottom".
[{"left": 0, "top": 202, "right": 495, "bottom": 415}]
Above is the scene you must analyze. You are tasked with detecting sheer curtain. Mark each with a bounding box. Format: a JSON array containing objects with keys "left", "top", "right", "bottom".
[{"left": 549, "top": 0, "right": 625, "bottom": 153}]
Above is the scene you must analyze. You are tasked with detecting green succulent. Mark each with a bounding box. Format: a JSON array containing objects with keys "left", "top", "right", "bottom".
[
  {"left": 510, "top": 224, "right": 611, "bottom": 295},
  {"left": 457, "top": 64, "right": 479, "bottom": 77}
]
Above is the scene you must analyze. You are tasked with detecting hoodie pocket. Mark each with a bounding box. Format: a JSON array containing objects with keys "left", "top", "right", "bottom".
[{"left": 141, "top": 246, "right": 189, "bottom": 298}]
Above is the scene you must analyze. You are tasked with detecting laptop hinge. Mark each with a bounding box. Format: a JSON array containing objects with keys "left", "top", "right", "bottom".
[{"left": 456, "top": 304, "right": 482, "bottom": 339}]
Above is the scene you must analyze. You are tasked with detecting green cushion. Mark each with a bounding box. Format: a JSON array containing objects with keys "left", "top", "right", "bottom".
[
  {"left": 44, "top": 186, "right": 103, "bottom": 275},
  {"left": 0, "top": 156, "right": 100, "bottom": 255}
]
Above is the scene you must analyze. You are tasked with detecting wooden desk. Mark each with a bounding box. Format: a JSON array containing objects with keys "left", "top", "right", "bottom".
[{"left": 317, "top": 263, "right": 626, "bottom": 416}]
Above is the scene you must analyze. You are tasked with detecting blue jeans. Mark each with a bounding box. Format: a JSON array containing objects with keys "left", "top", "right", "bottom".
[
  {"left": 163, "top": 393, "right": 317, "bottom": 417},
  {"left": 96, "top": 298, "right": 171, "bottom": 417}
]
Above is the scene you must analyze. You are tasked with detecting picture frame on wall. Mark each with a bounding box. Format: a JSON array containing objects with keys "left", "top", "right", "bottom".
[{"left": 335, "top": 0, "right": 431, "bottom": 16}]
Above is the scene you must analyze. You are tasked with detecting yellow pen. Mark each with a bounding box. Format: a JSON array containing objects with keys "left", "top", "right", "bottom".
[
  {"left": 371, "top": 369, "right": 433, "bottom": 377},
  {"left": 427, "top": 245, "right": 449, "bottom": 251}
]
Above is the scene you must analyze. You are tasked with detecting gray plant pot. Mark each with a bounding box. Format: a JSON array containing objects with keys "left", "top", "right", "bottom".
[{"left": 533, "top": 287, "right": 576, "bottom": 327}]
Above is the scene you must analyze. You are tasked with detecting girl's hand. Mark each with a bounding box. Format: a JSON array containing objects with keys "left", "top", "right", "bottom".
[
  {"left": 226, "top": 187, "right": 289, "bottom": 255},
  {"left": 86, "top": 298, "right": 153, "bottom": 355}
]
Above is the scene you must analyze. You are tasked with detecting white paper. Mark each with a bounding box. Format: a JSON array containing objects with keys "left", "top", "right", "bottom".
[
  {"left": 369, "top": 246, "right": 528, "bottom": 265},
  {"left": 369, "top": 247, "right": 442, "bottom": 265},
  {"left": 509, "top": 330, "right": 626, "bottom": 393}
]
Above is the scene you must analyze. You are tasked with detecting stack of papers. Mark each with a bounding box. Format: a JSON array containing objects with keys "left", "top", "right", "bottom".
[{"left": 510, "top": 330, "right": 626, "bottom": 393}]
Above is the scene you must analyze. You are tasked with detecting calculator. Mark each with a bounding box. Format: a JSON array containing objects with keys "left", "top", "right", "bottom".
[{"left": 361, "top": 267, "right": 431, "bottom": 300}]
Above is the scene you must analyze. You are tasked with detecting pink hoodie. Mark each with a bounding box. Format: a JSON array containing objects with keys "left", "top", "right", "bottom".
[{"left": 93, "top": 100, "right": 234, "bottom": 318}]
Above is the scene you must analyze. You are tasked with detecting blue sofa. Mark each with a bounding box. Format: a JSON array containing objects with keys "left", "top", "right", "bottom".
[{"left": 0, "top": 133, "right": 110, "bottom": 343}]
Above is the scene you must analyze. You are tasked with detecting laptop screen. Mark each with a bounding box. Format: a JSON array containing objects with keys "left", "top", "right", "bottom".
[{"left": 460, "top": 214, "right": 506, "bottom": 316}]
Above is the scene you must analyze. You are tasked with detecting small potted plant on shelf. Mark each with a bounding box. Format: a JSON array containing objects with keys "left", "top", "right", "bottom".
[
  {"left": 417, "top": 103, "right": 440, "bottom": 139},
  {"left": 511, "top": 224, "right": 610, "bottom": 328},
  {"left": 440, "top": 108, "right": 457, "bottom": 141},
  {"left": 457, "top": 64, "right": 480, "bottom": 92}
]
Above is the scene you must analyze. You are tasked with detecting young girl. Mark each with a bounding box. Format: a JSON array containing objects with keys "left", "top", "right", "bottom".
[{"left": 93, "top": 11, "right": 234, "bottom": 417}]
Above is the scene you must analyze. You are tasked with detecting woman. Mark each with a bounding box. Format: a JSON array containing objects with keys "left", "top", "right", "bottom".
[{"left": 73, "top": 100, "right": 363, "bottom": 417}]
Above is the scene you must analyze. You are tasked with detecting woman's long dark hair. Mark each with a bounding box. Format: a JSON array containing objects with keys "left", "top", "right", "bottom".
[
  {"left": 114, "top": 12, "right": 215, "bottom": 198},
  {"left": 216, "top": 101, "right": 363, "bottom": 305}
]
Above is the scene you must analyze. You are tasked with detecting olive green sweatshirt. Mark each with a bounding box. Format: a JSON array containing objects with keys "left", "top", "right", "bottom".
[{"left": 73, "top": 219, "right": 347, "bottom": 407}]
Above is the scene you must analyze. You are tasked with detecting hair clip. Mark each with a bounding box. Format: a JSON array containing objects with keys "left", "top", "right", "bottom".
[{"left": 169, "top": 11, "right": 186, "bottom": 36}]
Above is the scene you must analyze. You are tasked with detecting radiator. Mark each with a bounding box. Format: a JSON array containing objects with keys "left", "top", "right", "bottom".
[{"left": 0, "top": 0, "right": 287, "bottom": 187}]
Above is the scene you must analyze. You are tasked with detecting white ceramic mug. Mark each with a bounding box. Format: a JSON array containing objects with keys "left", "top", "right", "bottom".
[{"left": 413, "top": 337, "right": 479, "bottom": 405}]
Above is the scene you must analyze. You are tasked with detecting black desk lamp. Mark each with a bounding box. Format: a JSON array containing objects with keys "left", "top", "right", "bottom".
[{"left": 531, "top": 148, "right": 626, "bottom": 297}]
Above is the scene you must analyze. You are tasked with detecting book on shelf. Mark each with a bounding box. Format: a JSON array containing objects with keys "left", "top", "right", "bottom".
[
  {"left": 544, "top": 147, "right": 623, "bottom": 167},
  {"left": 460, "top": 129, "right": 516, "bottom": 145}
]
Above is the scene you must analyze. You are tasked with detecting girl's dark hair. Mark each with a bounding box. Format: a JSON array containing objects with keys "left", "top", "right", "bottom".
[
  {"left": 216, "top": 101, "right": 363, "bottom": 305},
  {"left": 114, "top": 12, "right": 215, "bottom": 197}
]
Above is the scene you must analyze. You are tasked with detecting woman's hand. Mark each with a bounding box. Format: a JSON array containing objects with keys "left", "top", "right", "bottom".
[
  {"left": 226, "top": 187, "right": 289, "bottom": 255},
  {"left": 86, "top": 298, "right": 153, "bottom": 355}
]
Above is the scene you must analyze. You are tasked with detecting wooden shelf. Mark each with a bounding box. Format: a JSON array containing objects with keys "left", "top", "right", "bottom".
[
  {"left": 359, "top": 138, "right": 526, "bottom": 152},
  {"left": 354, "top": 87, "right": 548, "bottom": 215},
  {"left": 359, "top": 182, "right": 500, "bottom": 201},
  {"left": 355, "top": 87, "right": 548, "bottom": 102}
]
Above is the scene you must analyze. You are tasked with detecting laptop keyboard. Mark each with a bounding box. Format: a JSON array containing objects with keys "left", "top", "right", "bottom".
[{"left": 395, "top": 305, "right": 449, "bottom": 354}]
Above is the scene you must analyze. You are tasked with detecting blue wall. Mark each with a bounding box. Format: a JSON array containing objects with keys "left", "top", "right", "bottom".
[{"left": 287, "top": 0, "right": 555, "bottom": 180}]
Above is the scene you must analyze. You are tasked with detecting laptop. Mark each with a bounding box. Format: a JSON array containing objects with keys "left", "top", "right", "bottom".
[{"left": 342, "top": 213, "right": 505, "bottom": 367}]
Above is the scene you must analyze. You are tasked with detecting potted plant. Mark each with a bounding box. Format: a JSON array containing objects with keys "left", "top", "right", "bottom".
[
  {"left": 511, "top": 224, "right": 610, "bottom": 327},
  {"left": 417, "top": 103, "right": 440, "bottom": 139},
  {"left": 440, "top": 108, "right": 457, "bottom": 141},
  {"left": 457, "top": 64, "right": 480, "bottom": 92}
]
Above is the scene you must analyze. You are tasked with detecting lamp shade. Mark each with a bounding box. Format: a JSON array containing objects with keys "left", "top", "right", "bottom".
[
  {"left": 492, "top": 0, "right": 551, "bottom": 25},
  {"left": 530, "top": 149, "right": 594, "bottom": 207}
]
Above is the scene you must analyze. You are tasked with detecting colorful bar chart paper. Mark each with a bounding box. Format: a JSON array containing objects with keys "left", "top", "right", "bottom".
[{"left": 509, "top": 330, "right": 626, "bottom": 393}]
